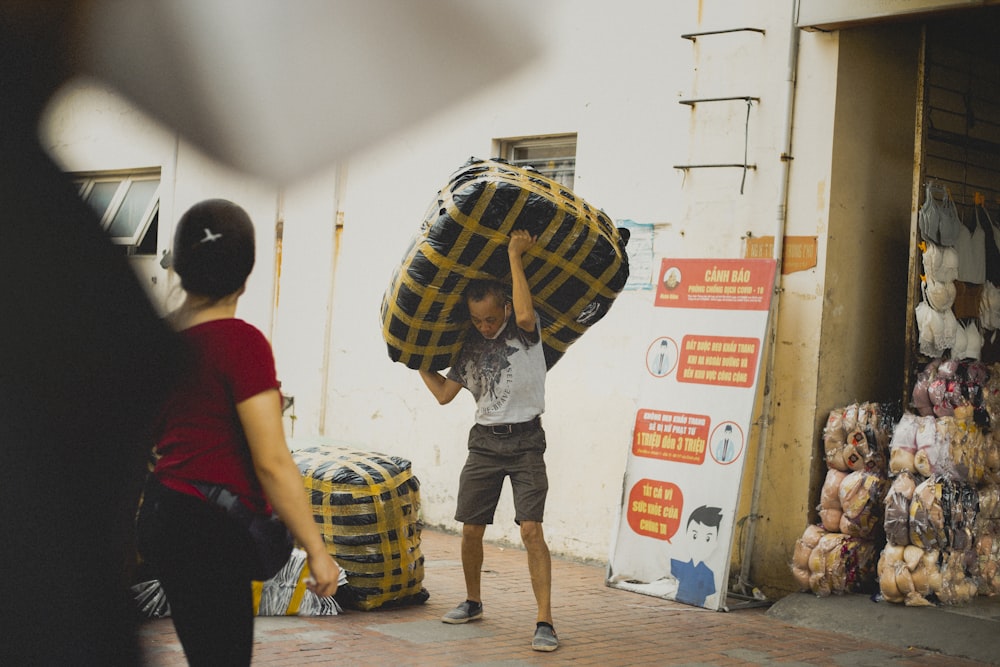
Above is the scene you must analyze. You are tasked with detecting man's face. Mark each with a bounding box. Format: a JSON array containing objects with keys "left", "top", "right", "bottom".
[
  {"left": 686, "top": 520, "right": 719, "bottom": 565},
  {"left": 468, "top": 294, "right": 509, "bottom": 340}
]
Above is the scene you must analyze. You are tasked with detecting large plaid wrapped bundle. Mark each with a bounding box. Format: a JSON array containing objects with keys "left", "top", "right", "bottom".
[
  {"left": 293, "top": 446, "right": 427, "bottom": 611},
  {"left": 381, "top": 157, "right": 630, "bottom": 370}
]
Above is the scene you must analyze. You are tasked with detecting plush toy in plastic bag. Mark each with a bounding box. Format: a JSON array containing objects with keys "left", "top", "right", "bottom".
[
  {"left": 790, "top": 523, "right": 827, "bottom": 592},
  {"left": 822, "top": 402, "right": 892, "bottom": 474},
  {"left": 806, "top": 533, "right": 878, "bottom": 596},
  {"left": 981, "top": 363, "right": 1000, "bottom": 428},
  {"left": 936, "top": 549, "right": 978, "bottom": 605},
  {"left": 877, "top": 543, "right": 941, "bottom": 606},
  {"left": 883, "top": 472, "right": 917, "bottom": 546},
  {"left": 838, "top": 470, "right": 886, "bottom": 538},
  {"left": 889, "top": 413, "right": 919, "bottom": 474},
  {"left": 818, "top": 468, "right": 847, "bottom": 532},
  {"left": 972, "top": 517, "right": 1000, "bottom": 596},
  {"left": 909, "top": 475, "right": 947, "bottom": 550},
  {"left": 908, "top": 475, "right": 978, "bottom": 552}
]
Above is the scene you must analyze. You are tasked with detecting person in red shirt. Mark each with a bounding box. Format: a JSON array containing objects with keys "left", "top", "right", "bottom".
[{"left": 136, "top": 199, "right": 340, "bottom": 666}]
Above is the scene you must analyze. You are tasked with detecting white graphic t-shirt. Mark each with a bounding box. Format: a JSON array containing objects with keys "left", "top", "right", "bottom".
[{"left": 447, "top": 313, "right": 546, "bottom": 425}]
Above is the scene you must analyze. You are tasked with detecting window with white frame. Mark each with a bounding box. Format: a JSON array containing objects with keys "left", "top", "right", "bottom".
[
  {"left": 74, "top": 169, "right": 160, "bottom": 255},
  {"left": 496, "top": 134, "right": 577, "bottom": 189}
]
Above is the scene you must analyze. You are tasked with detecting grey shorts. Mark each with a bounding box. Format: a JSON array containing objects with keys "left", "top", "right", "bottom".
[{"left": 455, "top": 423, "right": 548, "bottom": 525}]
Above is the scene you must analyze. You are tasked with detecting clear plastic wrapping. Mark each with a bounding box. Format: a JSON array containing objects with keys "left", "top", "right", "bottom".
[
  {"left": 883, "top": 472, "right": 918, "bottom": 546},
  {"left": 972, "top": 518, "right": 1000, "bottom": 595},
  {"left": 790, "top": 524, "right": 827, "bottom": 592},
  {"left": 380, "top": 157, "right": 630, "bottom": 370},
  {"left": 823, "top": 402, "right": 893, "bottom": 474},
  {"left": 838, "top": 471, "right": 887, "bottom": 539},
  {"left": 293, "top": 446, "right": 427, "bottom": 611},
  {"left": 877, "top": 544, "right": 941, "bottom": 606},
  {"left": 254, "top": 548, "right": 347, "bottom": 616},
  {"left": 806, "top": 533, "right": 878, "bottom": 597},
  {"left": 908, "top": 475, "right": 978, "bottom": 552}
]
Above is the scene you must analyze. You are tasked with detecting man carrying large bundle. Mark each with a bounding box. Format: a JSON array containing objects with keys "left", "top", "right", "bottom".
[{"left": 417, "top": 229, "right": 559, "bottom": 652}]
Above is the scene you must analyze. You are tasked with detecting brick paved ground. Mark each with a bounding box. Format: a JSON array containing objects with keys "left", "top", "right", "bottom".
[{"left": 138, "top": 528, "right": 986, "bottom": 666}]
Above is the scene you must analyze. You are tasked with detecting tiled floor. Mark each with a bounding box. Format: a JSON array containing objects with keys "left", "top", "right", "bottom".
[{"left": 138, "top": 529, "right": 985, "bottom": 666}]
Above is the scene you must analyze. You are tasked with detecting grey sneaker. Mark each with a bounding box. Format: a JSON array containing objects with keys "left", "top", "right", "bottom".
[
  {"left": 532, "top": 624, "right": 559, "bottom": 651},
  {"left": 442, "top": 600, "right": 483, "bottom": 624}
]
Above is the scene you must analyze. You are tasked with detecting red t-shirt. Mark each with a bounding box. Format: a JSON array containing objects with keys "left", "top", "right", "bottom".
[{"left": 153, "top": 318, "right": 279, "bottom": 512}]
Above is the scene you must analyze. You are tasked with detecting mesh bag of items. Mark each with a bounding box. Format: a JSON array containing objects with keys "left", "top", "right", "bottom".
[
  {"left": 381, "top": 157, "right": 630, "bottom": 371},
  {"left": 293, "top": 446, "right": 427, "bottom": 611}
]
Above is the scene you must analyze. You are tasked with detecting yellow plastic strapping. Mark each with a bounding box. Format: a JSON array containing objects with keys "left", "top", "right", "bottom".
[
  {"left": 294, "top": 447, "right": 424, "bottom": 610},
  {"left": 381, "top": 158, "right": 628, "bottom": 370},
  {"left": 251, "top": 558, "right": 311, "bottom": 616}
]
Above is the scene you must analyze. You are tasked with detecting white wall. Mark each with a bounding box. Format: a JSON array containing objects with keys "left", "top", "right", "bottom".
[
  {"left": 279, "top": 1, "right": 825, "bottom": 562},
  {"left": 40, "top": 1, "right": 846, "bottom": 572},
  {"left": 40, "top": 78, "right": 282, "bottom": 334}
]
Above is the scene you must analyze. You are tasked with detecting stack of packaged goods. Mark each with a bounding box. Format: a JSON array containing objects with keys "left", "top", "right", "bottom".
[
  {"left": 877, "top": 358, "right": 1000, "bottom": 606},
  {"left": 792, "top": 359, "right": 1000, "bottom": 607},
  {"left": 790, "top": 402, "right": 895, "bottom": 596}
]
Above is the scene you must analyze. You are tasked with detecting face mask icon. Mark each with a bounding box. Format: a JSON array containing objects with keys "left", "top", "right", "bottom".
[
  {"left": 716, "top": 425, "right": 735, "bottom": 462},
  {"left": 655, "top": 340, "right": 670, "bottom": 375}
]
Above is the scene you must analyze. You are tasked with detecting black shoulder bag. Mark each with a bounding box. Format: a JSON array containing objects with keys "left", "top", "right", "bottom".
[{"left": 193, "top": 482, "right": 294, "bottom": 581}]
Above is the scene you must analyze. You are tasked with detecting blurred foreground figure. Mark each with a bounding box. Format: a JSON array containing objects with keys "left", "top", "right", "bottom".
[
  {"left": 0, "top": 1, "right": 539, "bottom": 662},
  {"left": 0, "top": 2, "right": 184, "bottom": 665}
]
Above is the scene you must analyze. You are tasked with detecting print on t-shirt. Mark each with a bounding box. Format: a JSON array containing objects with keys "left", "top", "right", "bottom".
[
  {"left": 460, "top": 340, "right": 518, "bottom": 415},
  {"left": 447, "top": 316, "right": 546, "bottom": 425}
]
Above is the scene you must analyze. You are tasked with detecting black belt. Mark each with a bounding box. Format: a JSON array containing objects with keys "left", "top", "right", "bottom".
[{"left": 477, "top": 416, "right": 542, "bottom": 436}]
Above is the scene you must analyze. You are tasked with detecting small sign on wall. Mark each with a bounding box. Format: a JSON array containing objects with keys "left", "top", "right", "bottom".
[{"left": 744, "top": 235, "right": 818, "bottom": 274}]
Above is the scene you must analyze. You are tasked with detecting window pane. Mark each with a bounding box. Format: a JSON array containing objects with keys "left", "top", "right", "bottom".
[
  {"left": 84, "top": 180, "right": 122, "bottom": 220},
  {"left": 134, "top": 210, "right": 159, "bottom": 255},
  {"left": 512, "top": 143, "right": 575, "bottom": 162},
  {"left": 107, "top": 179, "right": 159, "bottom": 239},
  {"left": 506, "top": 137, "right": 577, "bottom": 189}
]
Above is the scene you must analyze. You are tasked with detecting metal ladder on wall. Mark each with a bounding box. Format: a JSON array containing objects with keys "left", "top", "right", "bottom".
[{"left": 674, "top": 27, "right": 765, "bottom": 194}]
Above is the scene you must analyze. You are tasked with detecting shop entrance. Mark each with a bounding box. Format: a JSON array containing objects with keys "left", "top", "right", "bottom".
[{"left": 906, "top": 9, "right": 1000, "bottom": 387}]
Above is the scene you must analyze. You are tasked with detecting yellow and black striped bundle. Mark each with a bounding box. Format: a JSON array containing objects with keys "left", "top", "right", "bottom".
[
  {"left": 381, "top": 157, "right": 630, "bottom": 370},
  {"left": 293, "top": 446, "right": 426, "bottom": 611}
]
